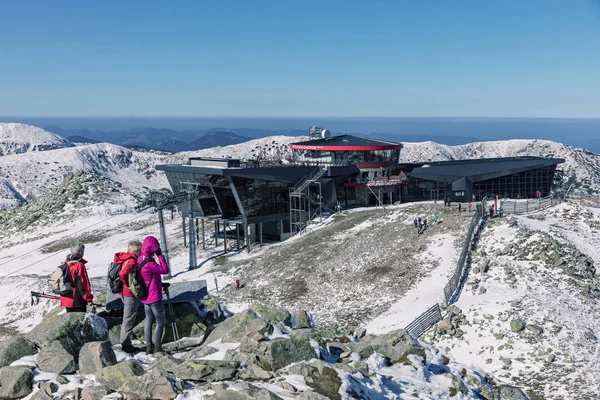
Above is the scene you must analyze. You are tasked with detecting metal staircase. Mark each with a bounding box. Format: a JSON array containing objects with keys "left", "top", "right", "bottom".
[{"left": 289, "top": 166, "right": 327, "bottom": 236}]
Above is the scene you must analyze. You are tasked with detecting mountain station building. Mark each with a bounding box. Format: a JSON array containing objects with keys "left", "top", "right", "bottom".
[{"left": 156, "top": 129, "right": 565, "bottom": 247}]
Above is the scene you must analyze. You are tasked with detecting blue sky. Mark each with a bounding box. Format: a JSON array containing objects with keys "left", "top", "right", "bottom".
[{"left": 1, "top": 1, "right": 599, "bottom": 117}]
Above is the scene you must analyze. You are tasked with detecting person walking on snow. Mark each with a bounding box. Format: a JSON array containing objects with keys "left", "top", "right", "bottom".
[
  {"left": 60, "top": 242, "right": 93, "bottom": 313},
  {"left": 468, "top": 202, "right": 472, "bottom": 212},
  {"left": 115, "top": 240, "right": 142, "bottom": 353},
  {"left": 458, "top": 203, "right": 462, "bottom": 212},
  {"left": 138, "top": 236, "right": 170, "bottom": 355},
  {"left": 235, "top": 279, "right": 240, "bottom": 290}
]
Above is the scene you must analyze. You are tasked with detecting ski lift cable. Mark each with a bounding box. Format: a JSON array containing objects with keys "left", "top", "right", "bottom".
[{"left": 0, "top": 210, "right": 153, "bottom": 284}]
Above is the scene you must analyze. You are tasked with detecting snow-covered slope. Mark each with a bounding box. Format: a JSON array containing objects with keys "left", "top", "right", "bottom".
[
  {"left": 0, "top": 123, "right": 73, "bottom": 156},
  {"left": 402, "top": 139, "right": 600, "bottom": 193},
  {"left": 0, "top": 142, "right": 169, "bottom": 203},
  {"left": 165, "top": 135, "right": 306, "bottom": 164}
]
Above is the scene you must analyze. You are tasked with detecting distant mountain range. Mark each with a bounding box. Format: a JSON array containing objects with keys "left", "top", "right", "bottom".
[{"left": 60, "top": 127, "right": 259, "bottom": 152}]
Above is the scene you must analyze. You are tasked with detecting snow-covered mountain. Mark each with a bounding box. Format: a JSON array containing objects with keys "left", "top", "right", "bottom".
[
  {"left": 0, "top": 142, "right": 169, "bottom": 205},
  {"left": 0, "top": 123, "right": 73, "bottom": 156}
]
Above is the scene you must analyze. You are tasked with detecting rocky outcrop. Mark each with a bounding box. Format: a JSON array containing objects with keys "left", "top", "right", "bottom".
[
  {"left": 27, "top": 312, "right": 108, "bottom": 357},
  {"left": 0, "top": 336, "right": 38, "bottom": 368},
  {"left": 175, "top": 360, "right": 239, "bottom": 383},
  {"left": 96, "top": 360, "right": 145, "bottom": 390},
  {"left": 37, "top": 340, "right": 76, "bottom": 374},
  {"left": 148, "top": 354, "right": 183, "bottom": 379},
  {"left": 499, "top": 384, "right": 529, "bottom": 400},
  {"left": 251, "top": 304, "right": 292, "bottom": 326},
  {"left": 118, "top": 372, "right": 177, "bottom": 400},
  {"left": 239, "top": 336, "right": 317, "bottom": 371},
  {"left": 292, "top": 310, "right": 311, "bottom": 329},
  {"left": 203, "top": 382, "right": 283, "bottom": 399},
  {"left": 0, "top": 366, "right": 34, "bottom": 399},
  {"left": 204, "top": 309, "right": 267, "bottom": 344},
  {"left": 78, "top": 341, "right": 117, "bottom": 375},
  {"left": 348, "top": 329, "right": 425, "bottom": 363}
]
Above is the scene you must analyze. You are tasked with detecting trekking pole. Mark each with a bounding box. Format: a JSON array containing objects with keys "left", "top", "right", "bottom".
[
  {"left": 162, "top": 283, "right": 181, "bottom": 346},
  {"left": 30, "top": 291, "right": 60, "bottom": 305}
]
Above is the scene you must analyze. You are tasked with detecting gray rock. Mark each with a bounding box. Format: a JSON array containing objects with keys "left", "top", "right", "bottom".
[
  {"left": 30, "top": 381, "right": 59, "bottom": 400},
  {"left": 77, "top": 385, "right": 111, "bottom": 400},
  {"left": 78, "top": 341, "right": 117, "bottom": 375},
  {"left": 304, "top": 360, "right": 342, "bottom": 400},
  {"left": 0, "top": 366, "right": 34, "bottom": 399},
  {"left": 350, "top": 329, "right": 425, "bottom": 364},
  {"left": 292, "top": 310, "right": 311, "bottom": 329},
  {"left": 296, "top": 392, "right": 330, "bottom": 400},
  {"left": 118, "top": 372, "right": 177, "bottom": 400},
  {"left": 450, "top": 374, "right": 469, "bottom": 396},
  {"left": 162, "top": 336, "right": 205, "bottom": 352},
  {"left": 148, "top": 354, "right": 183, "bottom": 378},
  {"left": 251, "top": 304, "right": 292, "bottom": 326},
  {"left": 96, "top": 360, "right": 145, "bottom": 390},
  {"left": 510, "top": 319, "right": 526, "bottom": 332},
  {"left": 239, "top": 337, "right": 317, "bottom": 371},
  {"left": 204, "top": 309, "right": 265, "bottom": 344},
  {"left": 499, "top": 384, "right": 529, "bottom": 400},
  {"left": 354, "top": 327, "right": 367, "bottom": 339},
  {"left": 31, "top": 389, "right": 54, "bottom": 400},
  {"left": 239, "top": 363, "right": 273, "bottom": 381},
  {"left": 204, "top": 382, "right": 283, "bottom": 399},
  {"left": 108, "top": 325, "right": 121, "bottom": 346},
  {"left": 0, "top": 336, "right": 38, "bottom": 368},
  {"left": 181, "top": 345, "right": 219, "bottom": 360},
  {"left": 526, "top": 324, "right": 543, "bottom": 335},
  {"left": 203, "top": 297, "right": 227, "bottom": 325},
  {"left": 27, "top": 312, "right": 108, "bottom": 357},
  {"left": 37, "top": 340, "right": 76, "bottom": 374},
  {"left": 175, "top": 360, "right": 239, "bottom": 382},
  {"left": 56, "top": 374, "right": 70, "bottom": 384}
]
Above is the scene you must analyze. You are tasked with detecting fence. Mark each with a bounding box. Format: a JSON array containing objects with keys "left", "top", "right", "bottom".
[
  {"left": 566, "top": 193, "right": 600, "bottom": 208},
  {"left": 500, "top": 195, "right": 559, "bottom": 214},
  {"left": 443, "top": 208, "right": 484, "bottom": 306},
  {"left": 404, "top": 208, "right": 484, "bottom": 339},
  {"left": 404, "top": 303, "right": 442, "bottom": 339}
]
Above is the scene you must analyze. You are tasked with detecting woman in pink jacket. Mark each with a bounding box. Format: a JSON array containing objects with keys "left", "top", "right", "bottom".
[{"left": 138, "top": 236, "right": 170, "bottom": 354}]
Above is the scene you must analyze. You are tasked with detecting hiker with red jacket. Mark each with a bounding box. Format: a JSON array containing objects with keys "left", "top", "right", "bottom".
[
  {"left": 115, "top": 240, "right": 142, "bottom": 353},
  {"left": 60, "top": 242, "right": 93, "bottom": 313},
  {"left": 138, "top": 236, "right": 170, "bottom": 355}
]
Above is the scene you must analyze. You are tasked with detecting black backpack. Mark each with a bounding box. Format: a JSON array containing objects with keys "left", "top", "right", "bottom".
[
  {"left": 107, "top": 261, "right": 130, "bottom": 294},
  {"left": 128, "top": 259, "right": 152, "bottom": 299}
]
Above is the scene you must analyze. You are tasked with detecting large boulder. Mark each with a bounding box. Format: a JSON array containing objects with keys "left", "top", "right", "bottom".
[
  {"left": 96, "top": 360, "right": 145, "bottom": 390},
  {"left": 239, "top": 336, "right": 318, "bottom": 371},
  {"left": 148, "top": 354, "right": 183, "bottom": 379},
  {"left": 78, "top": 341, "right": 117, "bottom": 375},
  {"left": 499, "top": 385, "right": 529, "bottom": 400},
  {"left": 118, "top": 372, "right": 177, "bottom": 400},
  {"left": 0, "top": 336, "right": 38, "bottom": 368},
  {"left": 204, "top": 309, "right": 267, "bottom": 344},
  {"left": 174, "top": 360, "right": 238, "bottom": 383},
  {"left": 510, "top": 319, "right": 526, "bottom": 333},
  {"left": 349, "top": 329, "right": 424, "bottom": 363},
  {"left": 27, "top": 312, "right": 108, "bottom": 357},
  {"left": 181, "top": 345, "right": 219, "bottom": 360},
  {"left": 76, "top": 385, "right": 111, "bottom": 400},
  {"left": 37, "top": 340, "right": 76, "bottom": 374},
  {"left": 304, "top": 361, "right": 342, "bottom": 400},
  {"left": 132, "top": 302, "right": 207, "bottom": 343},
  {"left": 292, "top": 310, "right": 311, "bottom": 329},
  {"left": 239, "top": 363, "right": 273, "bottom": 381},
  {"left": 203, "top": 297, "right": 227, "bottom": 325},
  {"left": 251, "top": 304, "right": 292, "bottom": 326},
  {"left": 204, "top": 382, "right": 283, "bottom": 400},
  {"left": 0, "top": 366, "right": 34, "bottom": 399}
]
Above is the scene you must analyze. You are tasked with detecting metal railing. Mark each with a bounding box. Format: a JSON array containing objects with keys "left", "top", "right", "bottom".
[
  {"left": 500, "top": 195, "right": 559, "bottom": 214},
  {"left": 404, "top": 303, "right": 442, "bottom": 339}
]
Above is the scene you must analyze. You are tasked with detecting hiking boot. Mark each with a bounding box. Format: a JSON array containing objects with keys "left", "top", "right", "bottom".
[
  {"left": 145, "top": 346, "right": 154, "bottom": 355},
  {"left": 154, "top": 345, "right": 165, "bottom": 356}
]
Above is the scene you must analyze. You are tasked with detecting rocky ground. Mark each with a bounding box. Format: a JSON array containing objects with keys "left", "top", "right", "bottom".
[
  {"left": 0, "top": 298, "right": 526, "bottom": 400},
  {"left": 422, "top": 202, "right": 600, "bottom": 399},
  {"left": 213, "top": 203, "right": 473, "bottom": 330}
]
